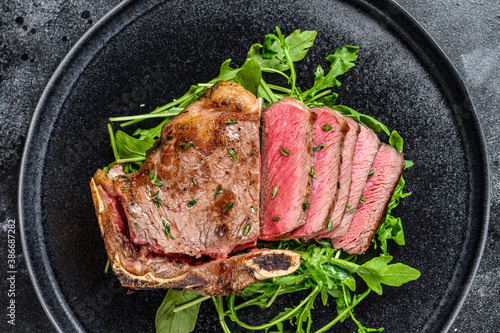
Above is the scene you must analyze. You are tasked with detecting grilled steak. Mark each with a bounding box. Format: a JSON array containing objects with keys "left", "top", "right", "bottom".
[
  {"left": 259, "top": 97, "right": 316, "bottom": 241},
  {"left": 324, "top": 124, "right": 381, "bottom": 238},
  {"left": 90, "top": 81, "right": 301, "bottom": 295},
  {"left": 288, "top": 106, "right": 348, "bottom": 238},
  {"left": 332, "top": 143, "right": 405, "bottom": 254},
  {"left": 91, "top": 173, "right": 300, "bottom": 296}
]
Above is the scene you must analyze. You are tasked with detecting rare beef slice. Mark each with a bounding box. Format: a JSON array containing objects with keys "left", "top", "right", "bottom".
[
  {"left": 259, "top": 97, "right": 316, "bottom": 241},
  {"left": 332, "top": 143, "right": 405, "bottom": 254},
  {"left": 323, "top": 123, "right": 381, "bottom": 238},
  {"left": 314, "top": 115, "right": 360, "bottom": 238},
  {"left": 289, "top": 106, "right": 348, "bottom": 238}
]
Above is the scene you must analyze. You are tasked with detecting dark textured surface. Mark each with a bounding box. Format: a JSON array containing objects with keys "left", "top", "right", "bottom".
[{"left": 0, "top": 1, "right": 498, "bottom": 333}]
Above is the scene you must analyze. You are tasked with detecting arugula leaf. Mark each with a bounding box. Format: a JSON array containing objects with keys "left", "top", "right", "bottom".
[
  {"left": 234, "top": 58, "right": 262, "bottom": 96},
  {"left": 325, "top": 45, "right": 359, "bottom": 76},
  {"left": 302, "top": 45, "right": 359, "bottom": 101},
  {"left": 262, "top": 35, "right": 278, "bottom": 59},
  {"left": 281, "top": 29, "right": 317, "bottom": 63},
  {"left": 356, "top": 256, "right": 420, "bottom": 295},
  {"left": 376, "top": 215, "right": 405, "bottom": 253},
  {"left": 389, "top": 130, "right": 404, "bottom": 152},
  {"left": 331, "top": 104, "right": 390, "bottom": 135},
  {"left": 375, "top": 174, "right": 411, "bottom": 253},
  {"left": 329, "top": 255, "right": 420, "bottom": 295},
  {"left": 404, "top": 160, "right": 414, "bottom": 169},
  {"left": 155, "top": 289, "right": 202, "bottom": 333},
  {"left": 208, "top": 59, "right": 240, "bottom": 84},
  {"left": 115, "top": 130, "right": 155, "bottom": 160},
  {"left": 134, "top": 118, "right": 170, "bottom": 140},
  {"left": 245, "top": 29, "right": 317, "bottom": 73}
]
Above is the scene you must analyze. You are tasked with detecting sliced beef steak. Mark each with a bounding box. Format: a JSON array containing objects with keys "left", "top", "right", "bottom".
[
  {"left": 260, "top": 97, "right": 316, "bottom": 240},
  {"left": 288, "top": 106, "right": 348, "bottom": 238},
  {"left": 314, "top": 116, "right": 360, "bottom": 238},
  {"left": 90, "top": 81, "right": 301, "bottom": 295},
  {"left": 323, "top": 123, "right": 381, "bottom": 238},
  {"left": 332, "top": 143, "right": 405, "bottom": 254},
  {"left": 91, "top": 174, "right": 300, "bottom": 296}
]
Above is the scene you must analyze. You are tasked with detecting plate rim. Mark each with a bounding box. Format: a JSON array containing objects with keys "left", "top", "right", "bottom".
[{"left": 18, "top": 0, "right": 490, "bottom": 332}]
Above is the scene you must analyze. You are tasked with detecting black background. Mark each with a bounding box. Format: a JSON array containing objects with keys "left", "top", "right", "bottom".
[{"left": 1, "top": 0, "right": 499, "bottom": 332}]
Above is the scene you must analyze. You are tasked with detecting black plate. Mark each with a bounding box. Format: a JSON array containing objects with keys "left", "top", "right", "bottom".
[{"left": 19, "top": 0, "right": 489, "bottom": 332}]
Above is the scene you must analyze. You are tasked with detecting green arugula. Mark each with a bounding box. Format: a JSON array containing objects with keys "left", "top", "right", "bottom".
[
  {"left": 301, "top": 45, "right": 359, "bottom": 102},
  {"left": 155, "top": 289, "right": 202, "bottom": 333}
]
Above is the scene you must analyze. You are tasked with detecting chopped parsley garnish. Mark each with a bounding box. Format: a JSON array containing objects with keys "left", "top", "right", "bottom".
[
  {"left": 314, "top": 144, "right": 326, "bottom": 152},
  {"left": 340, "top": 152, "right": 343, "bottom": 164},
  {"left": 368, "top": 169, "right": 375, "bottom": 179},
  {"left": 134, "top": 223, "right": 139, "bottom": 228},
  {"left": 346, "top": 203, "right": 355, "bottom": 210},
  {"left": 192, "top": 178, "right": 197, "bottom": 185},
  {"left": 227, "top": 148, "right": 238, "bottom": 162},
  {"left": 279, "top": 147, "right": 290, "bottom": 156},
  {"left": 225, "top": 120, "right": 238, "bottom": 124},
  {"left": 272, "top": 216, "right": 281, "bottom": 221},
  {"left": 151, "top": 190, "right": 162, "bottom": 208},
  {"left": 310, "top": 166, "right": 316, "bottom": 179},
  {"left": 179, "top": 142, "right": 195, "bottom": 152},
  {"left": 215, "top": 185, "right": 223, "bottom": 200},
  {"left": 322, "top": 124, "right": 332, "bottom": 131},
  {"left": 243, "top": 224, "right": 251, "bottom": 236},
  {"left": 360, "top": 195, "right": 365, "bottom": 204},
  {"left": 150, "top": 171, "right": 163, "bottom": 186},
  {"left": 120, "top": 187, "right": 126, "bottom": 191},
  {"left": 272, "top": 186, "right": 279, "bottom": 198},
  {"left": 302, "top": 201, "right": 309, "bottom": 211},
  {"left": 223, "top": 202, "right": 235, "bottom": 212},
  {"left": 252, "top": 205, "right": 258, "bottom": 211},
  {"left": 187, "top": 200, "right": 197, "bottom": 207},
  {"left": 327, "top": 219, "right": 333, "bottom": 231},
  {"left": 162, "top": 220, "right": 174, "bottom": 240},
  {"left": 337, "top": 181, "right": 341, "bottom": 190},
  {"left": 121, "top": 175, "right": 130, "bottom": 180},
  {"left": 153, "top": 179, "right": 164, "bottom": 187}
]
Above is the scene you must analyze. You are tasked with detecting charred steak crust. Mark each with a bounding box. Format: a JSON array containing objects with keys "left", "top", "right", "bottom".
[
  {"left": 90, "top": 82, "right": 301, "bottom": 295},
  {"left": 259, "top": 97, "right": 316, "bottom": 240},
  {"left": 332, "top": 143, "right": 405, "bottom": 254}
]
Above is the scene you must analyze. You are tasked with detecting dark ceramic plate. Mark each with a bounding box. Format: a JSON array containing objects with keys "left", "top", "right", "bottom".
[{"left": 19, "top": 0, "right": 489, "bottom": 332}]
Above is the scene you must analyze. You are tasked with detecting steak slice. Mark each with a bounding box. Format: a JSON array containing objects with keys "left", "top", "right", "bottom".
[
  {"left": 332, "top": 143, "right": 405, "bottom": 254},
  {"left": 90, "top": 175, "right": 300, "bottom": 296},
  {"left": 288, "top": 106, "right": 348, "bottom": 238},
  {"left": 314, "top": 116, "right": 360, "bottom": 238},
  {"left": 324, "top": 123, "right": 381, "bottom": 238},
  {"left": 260, "top": 97, "right": 316, "bottom": 241},
  {"left": 103, "top": 81, "right": 263, "bottom": 260}
]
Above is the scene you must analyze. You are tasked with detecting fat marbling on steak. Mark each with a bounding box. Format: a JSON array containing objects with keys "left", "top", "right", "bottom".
[{"left": 90, "top": 81, "right": 301, "bottom": 296}]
